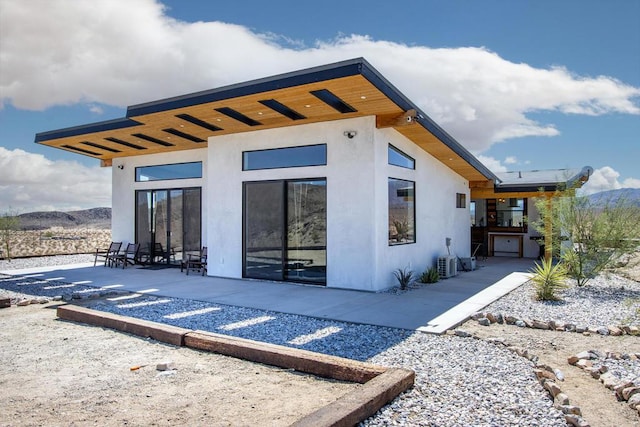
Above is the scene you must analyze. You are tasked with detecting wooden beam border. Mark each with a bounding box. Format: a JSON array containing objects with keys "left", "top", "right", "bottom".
[{"left": 56, "top": 304, "right": 414, "bottom": 426}]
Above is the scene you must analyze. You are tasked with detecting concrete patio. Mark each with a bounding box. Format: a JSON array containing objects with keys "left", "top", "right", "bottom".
[{"left": 1, "top": 257, "right": 536, "bottom": 334}]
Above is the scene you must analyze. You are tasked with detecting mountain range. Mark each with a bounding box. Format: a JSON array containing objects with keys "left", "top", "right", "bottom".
[{"left": 16, "top": 207, "right": 111, "bottom": 230}]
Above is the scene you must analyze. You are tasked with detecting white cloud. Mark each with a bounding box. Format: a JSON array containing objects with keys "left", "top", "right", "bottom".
[
  {"left": 476, "top": 155, "right": 508, "bottom": 173},
  {"left": 88, "top": 104, "right": 104, "bottom": 115},
  {"left": 0, "top": 147, "right": 111, "bottom": 212},
  {"left": 580, "top": 166, "right": 640, "bottom": 195},
  {"left": 1, "top": 0, "right": 638, "bottom": 156},
  {"left": 504, "top": 156, "right": 518, "bottom": 165}
]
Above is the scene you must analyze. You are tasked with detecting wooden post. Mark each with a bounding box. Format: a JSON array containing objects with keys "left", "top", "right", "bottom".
[{"left": 544, "top": 196, "right": 553, "bottom": 262}]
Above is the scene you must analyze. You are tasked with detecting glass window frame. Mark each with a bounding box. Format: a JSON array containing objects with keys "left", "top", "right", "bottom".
[
  {"left": 388, "top": 177, "right": 416, "bottom": 246},
  {"left": 456, "top": 193, "right": 466, "bottom": 209},
  {"left": 388, "top": 144, "right": 415, "bottom": 170},
  {"left": 135, "top": 161, "right": 202, "bottom": 182},
  {"left": 242, "top": 144, "right": 327, "bottom": 171}
]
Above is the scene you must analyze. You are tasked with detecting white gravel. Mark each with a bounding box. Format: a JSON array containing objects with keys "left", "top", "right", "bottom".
[
  {"left": 9, "top": 255, "right": 638, "bottom": 426},
  {"left": 482, "top": 274, "right": 640, "bottom": 327}
]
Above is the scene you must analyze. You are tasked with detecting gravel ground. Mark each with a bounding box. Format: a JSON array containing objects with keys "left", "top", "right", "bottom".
[
  {"left": 3, "top": 255, "right": 638, "bottom": 426},
  {"left": 481, "top": 273, "right": 640, "bottom": 328}
]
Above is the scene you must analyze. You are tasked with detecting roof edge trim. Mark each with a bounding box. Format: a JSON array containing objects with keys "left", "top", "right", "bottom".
[
  {"left": 35, "top": 118, "right": 142, "bottom": 143},
  {"left": 126, "top": 58, "right": 368, "bottom": 117}
]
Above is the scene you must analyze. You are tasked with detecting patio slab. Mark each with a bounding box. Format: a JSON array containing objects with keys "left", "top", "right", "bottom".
[{"left": 1, "top": 257, "right": 535, "bottom": 333}]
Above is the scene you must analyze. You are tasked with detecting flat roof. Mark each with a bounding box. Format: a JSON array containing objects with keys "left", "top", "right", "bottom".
[
  {"left": 496, "top": 166, "right": 593, "bottom": 192},
  {"left": 35, "top": 58, "right": 497, "bottom": 183}
]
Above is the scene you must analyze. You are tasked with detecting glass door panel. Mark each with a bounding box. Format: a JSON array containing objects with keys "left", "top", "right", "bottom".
[
  {"left": 168, "top": 189, "right": 183, "bottom": 265},
  {"left": 286, "top": 180, "right": 326, "bottom": 284},
  {"left": 153, "top": 190, "right": 169, "bottom": 263},
  {"left": 135, "top": 188, "right": 201, "bottom": 266},
  {"left": 136, "top": 191, "right": 153, "bottom": 263},
  {"left": 183, "top": 188, "right": 202, "bottom": 261},
  {"left": 244, "top": 181, "right": 284, "bottom": 280}
]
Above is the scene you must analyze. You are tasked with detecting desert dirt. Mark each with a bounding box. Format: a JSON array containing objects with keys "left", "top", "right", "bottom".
[
  {"left": 2, "top": 229, "right": 111, "bottom": 259},
  {"left": 0, "top": 303, "right": 357, "bottom": 427}
]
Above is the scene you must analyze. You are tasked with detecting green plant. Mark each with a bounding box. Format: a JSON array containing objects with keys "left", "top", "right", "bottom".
[
  {"left": 393, "top": 267, "right": 414, "bottom": 290},
  {"left": 530, "top": 258, "right": 568, "bottom": 301},
  {"left": 419, "top": 267, "right": 440, "bottom": 284},
  {"left": 532, "top": 188, "right": 640, "bottom": 286},
  {"left": 0, "top": 210, "right": 20, "bottom": 261}
]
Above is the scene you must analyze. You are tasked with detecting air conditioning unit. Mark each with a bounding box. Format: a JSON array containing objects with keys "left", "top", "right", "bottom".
[
  {"left": 438, "top": 256, "right": 457, "bottom": 278},
  {"left": 460, "top": 256, "right": 476, "bottom": 271}
]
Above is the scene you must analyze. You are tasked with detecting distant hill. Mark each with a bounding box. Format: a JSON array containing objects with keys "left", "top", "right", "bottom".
[
  {"left": 17, "top": 207, "right": 111, "bottom": 230},
  {"left": 587, "top": 188, "right": 640, "bottom": 207}
]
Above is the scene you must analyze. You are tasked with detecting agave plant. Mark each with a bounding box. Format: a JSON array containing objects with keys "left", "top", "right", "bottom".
[
  {"left": 393, "top": 267, "right": 414, "bottom": 290},
  {"left": 530, "top": 258, "right": 568, "bottom": 301}
]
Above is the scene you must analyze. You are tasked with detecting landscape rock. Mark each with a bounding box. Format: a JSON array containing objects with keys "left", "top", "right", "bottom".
[
  {"left": 623, "top": 387, "right": 640, "bottom": 401},
  {"left": 515, "top": 320, "right": 526, "bottom": 328},
  {"left": 477, "top": 317, "right": 490, "bottom": 326},
  {"left": 554, "top": 392, "right": 570, "bottom": 406},
  {"left": 485, "top": 312, "right": 497, "bottom": 323},
  {"left": 470, "top": 312, "right": 484, "bottom": 320},
  {"left": 600, "top": 373, "right": 618, "bottom": 389},
  {"left": 16, "top": 299, "right": 31, "bottom": 306},
  {"left": 576, "top": 351, "right": 594, "bottom": 360},
  {"left": 543, "top": 380, "right": 562, "bottom": 397},
  {"left": 628, "top": 393, "right": 640, "bottom": 408},
  {"left": 607, "top": 326, "right": 623, "bottom": 336},
  {"left": 558, "top": 405, "right": 582, "bottom": 416},
  {"left": 576, "top": 359, "right": 592, "bottom": 369},
  {"left": 156, "top": 361, "right": 176, "bottom": 371},
  {"left": 564, "top": 323, "right": 576, "bottom": 332},
  {"left": 553, "top": 368, "right": 565, "bottom": 381},
  {"left": 532, "top": 319, "right": 549, "bottom": 330},
  {"left": 504, "top": 315, "right": 517, "bottom": 325},
  {"left": 565, "top": 414, "right": 590, "bottom": 427},
  {"left": 454, "top": 329, "right": 472, "bottom": 338}
]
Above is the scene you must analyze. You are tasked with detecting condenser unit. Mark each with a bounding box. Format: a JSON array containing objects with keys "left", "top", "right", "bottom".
[{"left": 438, "top": 256, "right": 458, "bottom": 278}]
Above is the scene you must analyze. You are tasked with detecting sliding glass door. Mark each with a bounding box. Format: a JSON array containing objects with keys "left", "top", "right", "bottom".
[
  {"left": 243, "top": 179, "right": 326, "bottom": 285},
  {"left": 136, "top": 187, "right": 201, "bottom": 266}
]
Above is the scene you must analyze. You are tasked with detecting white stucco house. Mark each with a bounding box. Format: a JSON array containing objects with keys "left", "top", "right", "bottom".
[{"left": 35, "top": 58, "right": 591, "bottom": 292}]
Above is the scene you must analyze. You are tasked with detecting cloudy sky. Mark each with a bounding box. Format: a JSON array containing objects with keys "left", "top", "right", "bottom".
[{"left": 1, "top": 0, "right": 639, "bottom": 212}]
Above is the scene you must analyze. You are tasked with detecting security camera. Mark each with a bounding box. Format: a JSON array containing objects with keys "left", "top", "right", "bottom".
[
  {"left": 406, "top": 116, "right": 413, "bottom": 123},
  {"left": 117, "top": 164, "right": 124, "bottom": 170},
  {"left": 344, "top": 131, "right": 357, "bottom": 139}
]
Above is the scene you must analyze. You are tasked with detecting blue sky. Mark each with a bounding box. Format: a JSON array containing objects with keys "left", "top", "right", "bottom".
[{"left": 0, "top": 0, "right": 638, "bottom": 211}]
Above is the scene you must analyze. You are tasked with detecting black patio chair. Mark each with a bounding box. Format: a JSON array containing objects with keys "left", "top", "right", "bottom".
[
  {"left": 112, "top": 243, "right": 140, "bottom": 269},
  {"left": 182, "top": 246, "right": 207, "bottom": 276},
  {"left": 95, "top": 242, "right": 122, "bottom": 267}
]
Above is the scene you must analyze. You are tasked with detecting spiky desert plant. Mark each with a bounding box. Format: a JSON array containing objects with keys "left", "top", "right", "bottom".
[
  {"left": 393, "top": 267, "right": 414, "bottom": 290},
  {"left": 419, "top": 267, "right": 440, "bottom": 284},
  {"left": 530, "top": 258, "right": 568, "bottom": 301}
]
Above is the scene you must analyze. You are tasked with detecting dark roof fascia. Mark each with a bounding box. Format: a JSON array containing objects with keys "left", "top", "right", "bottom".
[
  {"left": 34, "top": 118, "right": 142, "bottom": 143},
  {"left": 358, "top": 60, "right": 498, "bottom": 182},
  {"left": 126, "top": 58, "right": 368, "bottom": 117}
]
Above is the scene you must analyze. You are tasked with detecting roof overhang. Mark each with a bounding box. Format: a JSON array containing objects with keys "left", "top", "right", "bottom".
[
  {"left": 471, "top": 166, "right": 593, "bottom": 199},
  {"left": 35, "top": 58, "right": 497, "bottom": 183}
]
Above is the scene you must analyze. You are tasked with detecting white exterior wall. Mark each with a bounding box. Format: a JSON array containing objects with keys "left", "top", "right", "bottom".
[
  {"left": 373, "top": 128, "right": 471, "bottom": 290},
  {"left": 111, "top": 149, "right": 208, "bottom": 245},
  {"left": 207, "top": 116, "right": 471, "bottom": 291}
]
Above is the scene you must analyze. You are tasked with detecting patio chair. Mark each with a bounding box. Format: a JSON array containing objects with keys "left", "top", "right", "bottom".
[
  {"left": 95, "top": 242, "right": 122, "bottom": 267},
  {"left": 182, "top": 246, "right": 207, "bottom": 276},
  {"left": 112, "top": 243, "right": 140, "bottom": 269}
]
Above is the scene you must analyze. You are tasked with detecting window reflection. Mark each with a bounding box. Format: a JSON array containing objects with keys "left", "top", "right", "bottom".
[{"left": 388, "top": 178, "right": 416, "bottom": 245}]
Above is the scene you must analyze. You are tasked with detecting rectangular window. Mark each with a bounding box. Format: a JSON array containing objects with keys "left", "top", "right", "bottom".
[
  {"left": 388, "top": 178, "right": 415, "bottom": 245},
  {"left": 495, "top": 198, "right": 526, "bottom": 228},
  {"left": 135, "top": 162, "right": 202, "bottom": 182},
  {"left": 243, "top": 144, "right": 326, "bottom": 171},
  {"left": 470, "top": 201, "right": 476, "bottom": 226},
  {"left": 388, "top": 144, "right": 415, "bottom": 169},
  {"left": 456, "top": 193, "right": 466, "bottom": 208}
]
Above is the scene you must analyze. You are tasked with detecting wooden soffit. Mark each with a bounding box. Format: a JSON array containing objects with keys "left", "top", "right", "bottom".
[{"left": 35, "top": 59, "right": 497, "bottom": 183}]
